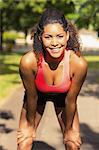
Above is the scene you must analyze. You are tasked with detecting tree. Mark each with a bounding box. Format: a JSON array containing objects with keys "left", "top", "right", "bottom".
[
  {"left": 0, "top": 0, "right": 46, "bottom": 51},
  {"left": 0, "top": 8, "right": 3, "bottom": 51},
  {"left": 0, "top": 0, "right": 99, "bottom": 52},
  {"left": 75, "top": 0, "right": 99, "bottom": 35}
]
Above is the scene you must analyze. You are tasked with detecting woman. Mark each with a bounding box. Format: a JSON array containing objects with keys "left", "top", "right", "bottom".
[{"left": 17, "top": 7, "right": 87, "bottom": 150}]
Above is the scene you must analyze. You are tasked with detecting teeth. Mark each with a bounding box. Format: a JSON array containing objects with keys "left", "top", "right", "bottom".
[{"left": 51, "top": 48, "right": 60, "bottom": 50}]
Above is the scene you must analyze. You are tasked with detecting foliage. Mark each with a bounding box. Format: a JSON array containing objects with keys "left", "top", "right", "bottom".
[
  {"left": 0, "top": 0, "right": 99, "bottom": 51},
  {"left": 0, "top": 0, "right": 99, "bottom": 33},
  {"left": 3, "top": 31, "right": 24, "bottom": 40},
  {"left": 0, "top": 52, "right": 22, "bottom": 99},
  {"left": 75, "top": 0, "right": 99, "bottom": 32}
]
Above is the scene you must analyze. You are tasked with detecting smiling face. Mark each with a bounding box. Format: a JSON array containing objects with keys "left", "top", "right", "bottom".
[{"left": 41, "top": 23, "right": 69, "bottom": 58}]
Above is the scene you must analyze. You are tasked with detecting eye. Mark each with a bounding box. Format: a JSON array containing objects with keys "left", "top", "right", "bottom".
[
  {"left": 45, "top": 36, "right": 50, "bottom": 39},
  {"left": 57, "top": 35, "right": 64, "bottom": 38}
]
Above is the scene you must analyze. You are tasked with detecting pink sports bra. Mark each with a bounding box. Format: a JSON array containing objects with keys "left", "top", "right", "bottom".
[{"left": 35, "top": 49, "right": 71, "bottom": 93}]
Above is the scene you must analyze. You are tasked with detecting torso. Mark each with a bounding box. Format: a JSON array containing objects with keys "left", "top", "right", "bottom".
[{"left": 21, "top": 49, "right": 86, "bottom": 107}]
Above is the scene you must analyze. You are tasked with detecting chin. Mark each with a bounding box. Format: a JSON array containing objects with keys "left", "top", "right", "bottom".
[{"left": 51, "top": 50, "right": 65, "bottom": 58}]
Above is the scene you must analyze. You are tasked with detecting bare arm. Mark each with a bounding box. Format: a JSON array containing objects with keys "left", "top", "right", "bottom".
[
  {"left": 19, "top": 53, "right": 38, "bottom": 127},
  {"left": 65, "top": 57, "right": 87, "bottom": 131}
]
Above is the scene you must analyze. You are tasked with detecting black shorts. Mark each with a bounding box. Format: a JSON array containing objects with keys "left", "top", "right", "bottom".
[
  {"left": 37, "top": 91, "right": 67, "bottom": 107},
  {"left": 23, "top": 91, "right": 67, "bottom": 107}
]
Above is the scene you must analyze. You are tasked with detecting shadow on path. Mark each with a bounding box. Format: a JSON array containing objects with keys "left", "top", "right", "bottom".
[
  {"left": 0, "top": 110, "right": 14, "bottom": 134},
  {"left": 0, "top": 124, "right": 14, "bottom": 134},
  {"left": 32, "top": 141, "right": 56, "bottom": 150},
  {"left": 0, "top": 110, "right": 14, "bottom": 120},
  {"left": 79, "top": 71, "right": 99, "bottom": 99},
  {"left": 80, "top": 123, "right": 99, "bottom": 150},
  {"left": 0, "top": 146, "right": 7, "bottom": 150}
]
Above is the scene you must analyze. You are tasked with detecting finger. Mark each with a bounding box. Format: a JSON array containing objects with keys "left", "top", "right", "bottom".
[
  {"left": 17, "top": 135, "right": 35, "bottom": 145},
  {"left": 76, "top": 138, "right": 82, "bottom": 147},
  {"left": 17, "top": 133, "right": 24, "bottom": 137},
  {"left": 64, "top": 140, "right": 80, "bottom": 149},
  {"left": 79, "top": 138, "right": 82, "bottom": 145},
  {"left": 17, "top": 132, "right": 24, "bottom": 139},
  {"left": 17, "top": 137, "right": 26, "bottom": 144},
  {"left": 74, "top": 141, "right": 81, "bottom": 149},
  {"left": 17, "top": 134, "right": 24, "bottom": 139},
  {"left": 17, "top": 130, "right": 23, "bottom": 135},
  {"left": 17, "top": 133, "right": 22, "bottom": 137},
  {"left": 17, "top": 129, "right": 22, "bottom": 132},
  {"left": 66, "top": 142, "right": 75, "bottom": 150}
]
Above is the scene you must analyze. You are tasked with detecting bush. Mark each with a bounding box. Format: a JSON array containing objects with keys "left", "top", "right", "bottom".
[{"left": 3, "top": 31, "right": 25, "bottom": 41}]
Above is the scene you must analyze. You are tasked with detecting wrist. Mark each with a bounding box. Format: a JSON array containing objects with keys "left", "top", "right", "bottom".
[
  {"left": 65, "top": 127, "right": 80, "bottom": 134},
  {"left": 27, "top": 119, "right": 35, "bottom": 129},
  {"left": 65, "top": 126, "right": 73, "bottom": 132}
]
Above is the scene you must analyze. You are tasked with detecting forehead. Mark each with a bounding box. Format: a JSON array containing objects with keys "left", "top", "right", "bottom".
[{"left": 43, "top": 23, "right": 65, "bottom": 34}]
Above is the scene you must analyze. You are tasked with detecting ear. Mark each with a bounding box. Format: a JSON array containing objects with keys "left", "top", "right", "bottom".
[{"left": 66, "top": 31, "right": 69, "bottom": 41}]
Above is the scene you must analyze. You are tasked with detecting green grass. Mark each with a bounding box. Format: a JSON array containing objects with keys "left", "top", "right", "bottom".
[
  {"left": 84, "top": 55, "right": 99, "bottom": 70},
  {"left": 0, "top": 52, "right": 99, "bottom": 101},
  {"left": 0, "top": 52, "right": 23, "bottom": 100},
  {"left": 85, "top": 56, "right": 99, "bottom": 61}
]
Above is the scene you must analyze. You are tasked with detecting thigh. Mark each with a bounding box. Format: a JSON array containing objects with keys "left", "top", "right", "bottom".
[
  {"left": 55, "top": 107, "right": 80, "bottom": 132},
  {"left": 35, "top": 104, "right": 46, "bottom": 129},
  {"left": 54, "top": 106, "right": 66, "bottom": 133}
]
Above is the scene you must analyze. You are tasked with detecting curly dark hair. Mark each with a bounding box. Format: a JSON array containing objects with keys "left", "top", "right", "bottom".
[{"left": 32, "top": 7, "right": 81, "bottom": 57}]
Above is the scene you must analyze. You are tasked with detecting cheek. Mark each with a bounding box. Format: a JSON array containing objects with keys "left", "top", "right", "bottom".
[
  {"left": 59, "top": 38, "right": 67, "bottom": 46},
  {"left": 42, "top": 39, "right": 51, "bottom": 47}
]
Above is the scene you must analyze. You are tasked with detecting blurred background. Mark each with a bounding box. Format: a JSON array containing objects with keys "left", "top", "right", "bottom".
[
  {"left": 0, "top": 0, "right": 99, "bottom": 150},
  {"left": 0, "top": 0, "right": 99, "bottom": 100}
]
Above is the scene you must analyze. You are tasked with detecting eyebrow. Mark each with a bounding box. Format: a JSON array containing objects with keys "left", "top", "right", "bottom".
[{"left": 43, "top": 33, "right": 64, "bottom": 36}]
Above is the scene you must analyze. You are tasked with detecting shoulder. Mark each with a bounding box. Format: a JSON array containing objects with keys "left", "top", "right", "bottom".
[
  {"left": 70, "top": 50, "right": 88, "bottom": 69},
  {"left": 19, "top": 50, "right": 37, "bottom": 72},
  {"left": 70, "top": 50, "right": 88, "bottom": 77}
]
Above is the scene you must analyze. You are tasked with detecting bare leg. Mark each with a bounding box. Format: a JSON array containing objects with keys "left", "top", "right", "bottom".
[
  {"left": 55, "top": 107, "right": 80, "bottom": 150},
  {"left": 17, "top": 104, "right": 45, "bottom": 150}
]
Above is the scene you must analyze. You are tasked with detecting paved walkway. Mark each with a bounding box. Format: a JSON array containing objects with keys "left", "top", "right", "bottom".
[{"left": 0, "top": 71, "right": 99, "bottom": 150}]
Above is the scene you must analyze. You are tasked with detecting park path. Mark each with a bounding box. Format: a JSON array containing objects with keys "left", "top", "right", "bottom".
[{"left": 0, "top": 70, "right": 99, "bottom": 150}]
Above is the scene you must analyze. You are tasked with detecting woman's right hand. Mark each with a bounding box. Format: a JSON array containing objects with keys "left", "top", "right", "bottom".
[
  {"left": 17, "top": 121, "right": 36, "bottom": 150},
  {"left": 17, "top": 136, "right": 33, "bottom": 150},
  {"left": 17, "top": 107, "right": 36, "bottom": 150}
]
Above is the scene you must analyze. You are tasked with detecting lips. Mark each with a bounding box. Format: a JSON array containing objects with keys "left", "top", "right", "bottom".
[
  {"left": 49, "top": 47, "right": 62, "bottom": 53},
  {"left": 51, "top": 49, "right": 60, "bottom": 54}
]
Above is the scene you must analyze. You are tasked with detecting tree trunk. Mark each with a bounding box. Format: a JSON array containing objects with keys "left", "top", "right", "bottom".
[
  {"left": 25, "top": 29, "right": 28, "bottom": 45},
  {"left": 0, "top": 9, "right": 3, "bottom": 52}
]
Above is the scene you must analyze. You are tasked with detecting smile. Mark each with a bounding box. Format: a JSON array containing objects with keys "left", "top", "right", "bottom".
[
  {"left": 50, "top": 48, "right": 61, "bottom": 54},
  {"left": 49, "top": 47, "right": 62, "bottom": 51},
  {"left": 50, "top": 47, "right": 61, "bottom": 50}
]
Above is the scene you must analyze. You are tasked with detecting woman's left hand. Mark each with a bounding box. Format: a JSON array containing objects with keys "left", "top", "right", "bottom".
[{"left": 63, "top": 128, "right": 82, "bottom": 149}]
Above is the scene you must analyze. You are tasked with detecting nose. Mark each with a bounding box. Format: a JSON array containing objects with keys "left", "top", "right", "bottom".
[{"left": 51, "top": 37, "right": 58, "bottom": 47}]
